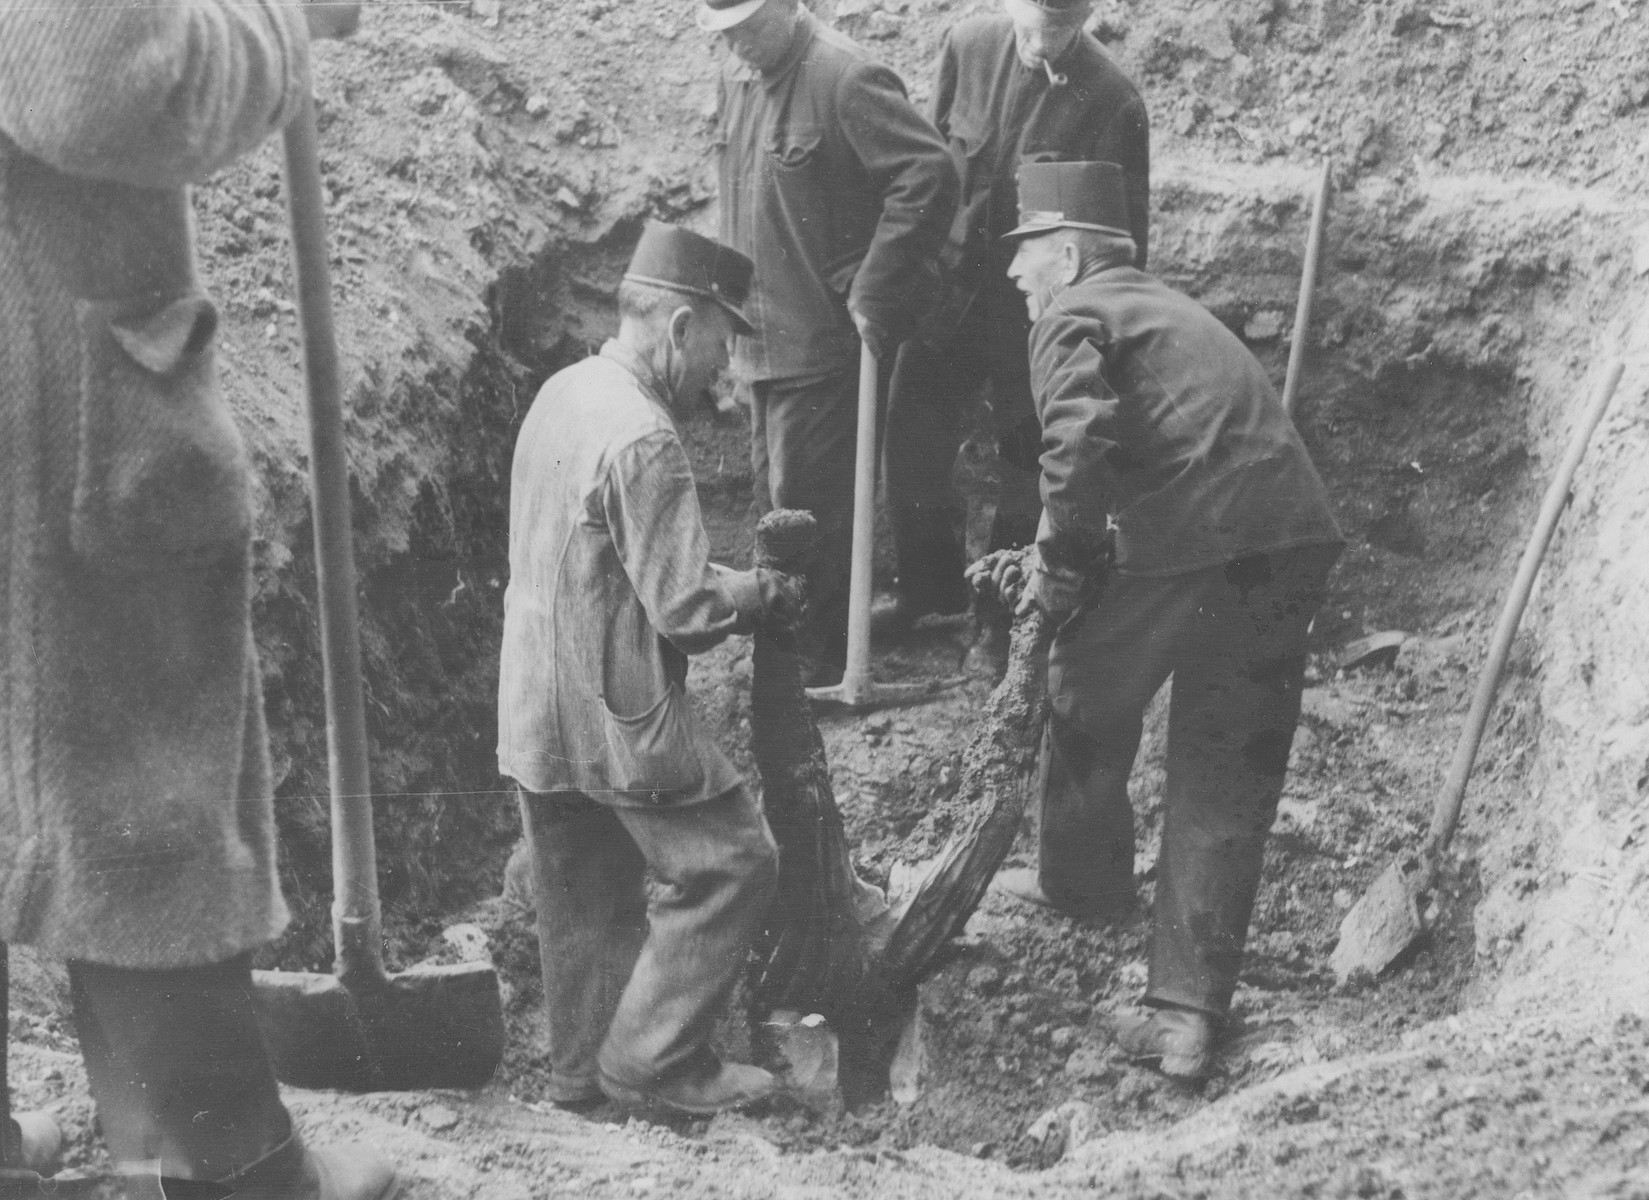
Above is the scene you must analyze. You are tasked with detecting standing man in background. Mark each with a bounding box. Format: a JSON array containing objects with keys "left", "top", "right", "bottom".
[
  {"left": 499, "top": 224, "right": 799, "bottom": 1115},
  {"left": 0, "top": 1, "right": 396, "bottom": 1195},
  {"left": 878, "top": 0, "right": 1148, "bottom": 645},
  {"left": 703, "top": 0, "right": 958, "bottom": 686},
  {"left": 987, "top": 162, "right": 1341, "bottom": 1081}
]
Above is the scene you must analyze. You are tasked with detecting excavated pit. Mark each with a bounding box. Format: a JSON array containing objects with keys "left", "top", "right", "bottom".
[{"left": 8, "top": 0, "right": 1649, "bottom": 1192}]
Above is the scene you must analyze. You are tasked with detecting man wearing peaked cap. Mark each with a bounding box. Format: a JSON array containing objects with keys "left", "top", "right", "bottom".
[
  {"left": 976, "top": 161, "right": 1344, "bottom": 1083},
  {"left": 876, "top": 0, "right": 1148, "bottom": 647},
  {"left": 499, "top": 221, "right": 801, "bottom": 1115},
  {"left": 705, "top": 0, "right": 958, "bottom": 686}
]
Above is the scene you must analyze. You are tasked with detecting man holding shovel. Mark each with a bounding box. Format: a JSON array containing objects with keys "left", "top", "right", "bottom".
[
  {"left": 498, "top": 224, "right": 800, "bottom": 1114},
  {"left": 983, "top": 162, "right": 1343, "bottom": 1081},
  {"left": 704, "top": 0, "right": 957, "bottom": 686},
  {"left": 0, "top": 1, "right": 395, "bottom": 1196}
]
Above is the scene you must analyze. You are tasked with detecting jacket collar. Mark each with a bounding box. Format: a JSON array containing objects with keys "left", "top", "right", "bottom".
[{"left": 600, "top": 339, "right": 676, "bottom": 418}]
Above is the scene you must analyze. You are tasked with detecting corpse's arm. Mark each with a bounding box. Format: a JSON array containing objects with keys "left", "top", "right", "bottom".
[
  {"left": 0, "top": 0, "right": 311, "bottom": 189},
  {"left": 605, "top": 432, "right": 764, "bottom": 656},
  {"left": 837, "top": 60, "right": 961, "bottom": 350},
  {"left": 1031, "top": 311, "right": 1124, "bottom": 600}
]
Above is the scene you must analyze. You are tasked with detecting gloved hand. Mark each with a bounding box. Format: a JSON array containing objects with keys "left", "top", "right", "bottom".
[
  {"left": 967, "top": 546, "right": 1087, "bottom": 622},
  {"left": 965, "top": 548, "right": 1031, "bottom": 610},
  {"left": 757, "top": 568, "right": 805, "bottom": 624}
]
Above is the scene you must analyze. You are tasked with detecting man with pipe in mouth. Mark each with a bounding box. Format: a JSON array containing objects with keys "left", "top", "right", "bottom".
[
  {"left": 702, "top": 0, "right": 958, "bottom": 686},
  {"left": 875, "top": 0, "right": 1149, "bottom": 645},
  {"left": 499, "top": 223, "right": 801, "bottom": 1114},
  {"left": 0, "top": 1, "right": 396, "bottom": 1195},
  {"left": 979, "top": 161, "right": 1342, "bottom": 1080}
]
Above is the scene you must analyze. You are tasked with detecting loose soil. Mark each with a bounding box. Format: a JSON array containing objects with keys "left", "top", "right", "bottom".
[{"left": 9, "top": 0, "right": 1649, "bottom": 1195}]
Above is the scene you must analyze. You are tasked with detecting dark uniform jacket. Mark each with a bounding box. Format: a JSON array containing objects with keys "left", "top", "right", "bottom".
[
  {"left": 716, "top": 12, "right": 957, "bottom": 381},
  {"left": 1031, "top": 266, "right": 1342, "bottom": 583},
  {"left": 935, "top": 13, "right": 1149, "bottom": 298}
]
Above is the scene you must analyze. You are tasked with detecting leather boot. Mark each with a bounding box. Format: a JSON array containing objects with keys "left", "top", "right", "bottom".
[
  {"left": 600, "top": 1050, "right": 776, "bottom": 1116},
  {"left": 211, "top": 1133, "right": 399, "bottom": 1200},
  {"left": 1111, "top": 1004, "right": 1219, "bottom": 1082}
]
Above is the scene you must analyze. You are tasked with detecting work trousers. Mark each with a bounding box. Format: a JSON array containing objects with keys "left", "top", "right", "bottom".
[
  {"left": 1040, "top": 543, "right": 1339, "bottom": 1015},
  {"left": 884, "top": 290, "right": 1043, "bottom": 605},
  {"left": 68, "top": 954, "right": 291, "bottom": 1182},
  {"left": 517, "top": 784, "right": 778, "bottom": 1097}
]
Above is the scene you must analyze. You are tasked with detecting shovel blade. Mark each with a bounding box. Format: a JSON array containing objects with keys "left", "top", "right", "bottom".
[
  {"left": 1330, "top": 860, "right": 1425, "bottom": 983},
  {"left": 253, "top": 961, "right": 503, "bottom": 1092}
]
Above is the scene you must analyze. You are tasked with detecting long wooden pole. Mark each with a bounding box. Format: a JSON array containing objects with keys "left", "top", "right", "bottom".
[
  {"left": 1421, "top": 361, "right": 1626, "bottom": 882},
  {"left": 282, "top": 91, "right": 385, "bottom": 988},
  {"left": 1282, "top": 161, "right": 1331, "bottom": 417}
]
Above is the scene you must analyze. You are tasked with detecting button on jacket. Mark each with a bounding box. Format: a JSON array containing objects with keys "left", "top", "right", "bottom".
[
  {"left": 716, "top": 12, "right": 958, "bottom": 381},
  {"left": 498, "top": 342, "right": 759, "bottom": 807},
  {"left": 935, "top": 13, "right": 1149, "bottom": 296},
  {"left": 1031, "top": 266, "right": 1343, "bottom": 580}
]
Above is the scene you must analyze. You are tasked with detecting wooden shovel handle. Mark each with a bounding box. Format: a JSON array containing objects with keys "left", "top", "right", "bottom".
[
  {"left": 1423, "top": 361, "right": 1626, "bottom": 880},
  {"left": 1281, "top": 161, "right": 1331, "bottom": 418},
  {"left": 282, "top": 91, "right": 385, "bottom": 982}
]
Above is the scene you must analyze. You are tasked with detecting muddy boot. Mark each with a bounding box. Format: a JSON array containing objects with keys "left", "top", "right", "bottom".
[
  {"left": 1111, "top": 1004, "right": 1219, "bottom": 1082},
  {"left": 214, "top": 1134, "right": 399, "bottom": 1200}
]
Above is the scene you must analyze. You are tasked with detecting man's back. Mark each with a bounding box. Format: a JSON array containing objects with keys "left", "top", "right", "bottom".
[
  {"left": 1031, "top": 266, "right": 1342, "bottom": 577},
  {"left": 499, "top": 348, "right": 748, "bottom": 803}
]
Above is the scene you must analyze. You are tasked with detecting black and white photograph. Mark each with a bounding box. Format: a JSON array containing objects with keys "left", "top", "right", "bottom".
[{"left": 0, "top": 0, "right": 1646, "bottom": 1193}]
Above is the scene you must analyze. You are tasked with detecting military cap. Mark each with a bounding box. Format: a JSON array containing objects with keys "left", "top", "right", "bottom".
[
  {"left": 1003, "top": 160, "right": 1133, "bottom": 241},
  {"left": 624, "top": 221, "right": 755, "bottom": 334}
]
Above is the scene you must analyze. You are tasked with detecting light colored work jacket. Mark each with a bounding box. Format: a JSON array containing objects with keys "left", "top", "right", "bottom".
[{"left": 498, "top": 343, "right": 759, "bottom": 807}]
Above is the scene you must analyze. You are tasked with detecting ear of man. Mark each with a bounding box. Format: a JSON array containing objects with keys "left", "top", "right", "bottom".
[{"left": 667, "top": 303, "right": 695, "bottom": 352}]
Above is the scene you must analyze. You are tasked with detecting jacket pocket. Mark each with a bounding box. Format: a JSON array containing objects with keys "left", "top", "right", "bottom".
[
  {"left": 767, "top": 124, "right": 823, "bottom": 172},
  {"left": 71, "top": 295, "right": 251, "bottom": 573},
  {"left": 601, "top": 686, "right": 708, "bottom": 802}
]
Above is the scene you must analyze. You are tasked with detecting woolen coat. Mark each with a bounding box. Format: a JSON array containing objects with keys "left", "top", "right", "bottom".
[{"left": 0, "top": 1, "right": 309, "bottom": 966}]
